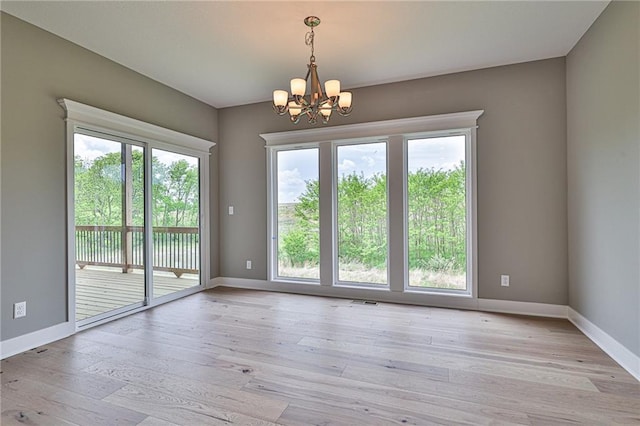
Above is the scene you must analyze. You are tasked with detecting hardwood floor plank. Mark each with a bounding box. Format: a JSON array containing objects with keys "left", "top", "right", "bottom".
[
  {"left": 245, "top": 374, "right": 530, "bottom": 425},
  {"left": 1, "top": 376, "right": 146, "bottom": 425},
  {"left": 85, "top": 359, "right": 288, "bottom": 422},
  {"left": 1, "top": 358, "right": 125, "bottom": 400},
  {"left": 1, "top": 345, "right": 103, "bottom": 372},
  {"left": 2, "top": 287, "right": 637, "bottom": 425},
  {"left": 298, "top": 336, "right": 599, "bottom": 392},
  {"left": 590, "top": 377, "right": 640, "bottom": 397},
  {"left": 103, "top": 385, "right": 279, "bottom": 426},
  {"left": 75, "top": 342, "right": 251, "bottom": 389},
  {"left": 448, "top": 369, "right": 640, "bottom": 421},
  {"left": 341, "top": 363, "right": 630, "bottom": 424},
  {"left": 136, "top": 416, "right": 181, "bottom": 426},
  {"left": 1, "top": 394, "right": 80, "bottom": 426}
]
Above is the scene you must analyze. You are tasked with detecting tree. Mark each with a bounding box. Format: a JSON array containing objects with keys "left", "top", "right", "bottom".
[
  {"left": 280, "top": 179, "right": 319, "bottom": 267},
  {"left": 75, "top": 152, "right": 198, "bottom": 227},
  {"left": 278, "top": 162, "right": 466, "bottom": 276},
  {"left": 153, "top": 159, "right": 199, "bottom": 227}
]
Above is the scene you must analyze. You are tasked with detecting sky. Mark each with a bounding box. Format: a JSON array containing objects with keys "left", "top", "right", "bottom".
[
  {"left": 74, "top": 133, "right": 198, "bottom": 167},
  {"left": 75, "top": 133, "right": 464, "bottom": 204},
  {"left": 277, "top": 136, "right": 465, "bottom": 203}
]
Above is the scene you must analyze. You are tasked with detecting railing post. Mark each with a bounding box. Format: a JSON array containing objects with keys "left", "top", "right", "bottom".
[{"left": 122, "top": 144, "right": 133, "bottom": 273}]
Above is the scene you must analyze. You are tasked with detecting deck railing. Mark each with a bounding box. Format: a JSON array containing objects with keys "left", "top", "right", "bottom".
[{"left": 75, "top": 225, "right": 199, "bottom": 277}]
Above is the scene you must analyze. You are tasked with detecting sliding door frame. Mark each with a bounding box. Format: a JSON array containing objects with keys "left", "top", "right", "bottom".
[{"left": 61, "top": 99, "right": 215, "bottom": 330}]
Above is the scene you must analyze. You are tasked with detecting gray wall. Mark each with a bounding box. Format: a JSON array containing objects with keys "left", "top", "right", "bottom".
[
  {"left": 567, "top": 1, "right": 640, "bottom": 357},
  {"left": 218, "top": 58, "right": 568, "bottom": 305},
  {"left": 0, "top": 13, "right": 218, "bottom": 341}
]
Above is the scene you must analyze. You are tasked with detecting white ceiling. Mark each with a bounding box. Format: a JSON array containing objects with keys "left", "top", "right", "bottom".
[{"left": 2, "top": 1, "right": 608, "bottom": 109}]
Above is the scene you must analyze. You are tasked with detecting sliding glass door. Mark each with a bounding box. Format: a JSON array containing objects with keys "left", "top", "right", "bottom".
[
  {"left": 74, "top": 133, "right": 146, "bottom": 322},
  {"left": 151, "top": 149, "right": 201, "bottom": 298},
  {"left": 73, "top": 135, "right": 204, "bottom": 324}
]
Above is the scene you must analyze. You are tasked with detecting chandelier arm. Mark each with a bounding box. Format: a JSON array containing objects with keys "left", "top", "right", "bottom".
[
  {"left": 272, "top": 104, "right": 288, "bottom": 116},
  {"left": 338, "top": 105, "right": 353, "bottom": 116},
  {"left": 294, "top": 94, "right": 309, "bottom": 107}
]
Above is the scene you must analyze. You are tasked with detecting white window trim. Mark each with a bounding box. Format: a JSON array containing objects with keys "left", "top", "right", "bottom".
[
  {"left": 59, "top": 98, "right": 215, "bottom": 330},
  {"left": 403, "top": 129, "right": 476, "bottom": 297},
  {"left": 261, "top": 110, "right": 483, "bottom": 301},
  {"left": 333, "top": 139, "right": 391, "bottom": 288},
  {"left": 260, "top": 111, "right": 483, "bottom": 146},
  {"left": 267, "top": 145, "right": 321, "bottom": 284}
]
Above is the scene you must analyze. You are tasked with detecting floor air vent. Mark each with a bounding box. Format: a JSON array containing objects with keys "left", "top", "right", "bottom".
[{"left": 351, "top": 300, "right": 379, "bottom": 306}]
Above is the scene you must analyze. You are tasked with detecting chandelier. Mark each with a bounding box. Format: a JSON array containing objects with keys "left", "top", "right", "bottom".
[{"left": 272, "top": 16, "right": 353, "bottom": 125}]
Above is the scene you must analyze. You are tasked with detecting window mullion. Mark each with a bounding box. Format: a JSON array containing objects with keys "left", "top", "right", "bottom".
[
  {"left": 319, "top": 143, "right": 334, "bottom": 286},
  {"left": 388, "top": 135, "right": 406, "bottom": 292}
]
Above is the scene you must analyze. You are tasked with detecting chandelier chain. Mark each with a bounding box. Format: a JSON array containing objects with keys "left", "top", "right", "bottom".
[{"left": 305, "top": 28, "right": 315, "bottom": 62}]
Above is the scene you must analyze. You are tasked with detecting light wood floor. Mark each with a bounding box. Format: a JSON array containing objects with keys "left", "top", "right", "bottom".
[
  {"left": 76, "top": 267, "right": 199, "bottom": 321},
  {"left": 2, "top": 288, "right": 638, "bottom": 425}
]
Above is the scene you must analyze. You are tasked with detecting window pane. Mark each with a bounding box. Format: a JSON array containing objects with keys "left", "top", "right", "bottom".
[
  {"left": 407, "top": 136, "right": 467, "bottom": 290},
  {"left": 152, "top": 149, "right": 201, "bottom": 297},
  {"left": 336, "top": 142, "right": 388, "bottom": 285},
  {"left": 276, "top": 148, "right": 320, "bottom": 280}
]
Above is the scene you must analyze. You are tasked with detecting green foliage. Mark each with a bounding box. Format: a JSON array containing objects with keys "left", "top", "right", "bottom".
[
  {"left": 279, "top": 179, "right": 319, "bottom": 267},
  {"left": 408, "top": 162, "right": 466, "bottom": 272},
  {"left": 282, "top": 228, "right": 317, "bottom": 266},
  {"left": 152, "top": 159, "right": 199, "bottom": 227},
  {"left": 75, "top": 151, "right": 199, "bottom": 227},
  {"left": 337, "top": 172, "right": 387, "bottom": 268},
  {"left": 278, "top": 163, "right": 466, "bottom": 274}
]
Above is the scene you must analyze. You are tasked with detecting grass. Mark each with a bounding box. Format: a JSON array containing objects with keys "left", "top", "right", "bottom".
[{"left": 277, "top": 262, "right": 466, "bottom": 290}]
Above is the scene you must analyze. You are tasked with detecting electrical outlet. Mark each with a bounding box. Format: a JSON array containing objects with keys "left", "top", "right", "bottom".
[
  {"left": 246, "top": 260, "right": 252, "bottom": 270},
  {"left": 228, "top": 206, "right": 234, "bottom": 215},
  {"left": 14, "top": 301, "right": 26, "bottom": 319},
  {"left": 501, "top": 275, "right": 510, "bottom": 287}
]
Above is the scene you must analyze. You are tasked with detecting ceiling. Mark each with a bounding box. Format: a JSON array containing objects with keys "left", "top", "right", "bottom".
[{"left": 1, "top": 1, "right": 608, "bottom": 109}]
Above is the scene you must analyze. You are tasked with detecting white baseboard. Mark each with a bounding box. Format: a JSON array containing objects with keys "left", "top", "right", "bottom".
[
  {"left": 212, "top": 277, "right": 566, "bottom": 316},
  {"left": 209, "top": 277, "right": 223, "bottom": 288},
  {"left": 478, "top": 298, "right": 568, "bottom": 318},
  {"left": 0, "top": 321, "right": 75, "bottom": 360},
  {"left": 568, "top": 308, "right": 640, "bottom": 381}
]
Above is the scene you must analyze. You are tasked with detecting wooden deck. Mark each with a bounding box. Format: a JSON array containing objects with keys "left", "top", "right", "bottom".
[{"left": 76, "top": 267, "right": 199, "bottom": 321}]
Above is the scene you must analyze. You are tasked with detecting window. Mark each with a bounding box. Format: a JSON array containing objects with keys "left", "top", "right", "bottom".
[
  {"left": 406, "top": 135, "right": 468, "bottom": 292},
  {"left": 272, "top": 147, "right": 320, "bottom": 281},
  {"left": 262, "top": 110, "right": 481, "bottom": 299},
  {"left": 335, "top": 142, "right": 388, "bottom": 285}
]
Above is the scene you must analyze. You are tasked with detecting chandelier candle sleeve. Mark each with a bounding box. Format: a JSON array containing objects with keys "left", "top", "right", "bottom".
[{"left": 272, "top": 16, "right": 353, "bottom": 125}]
